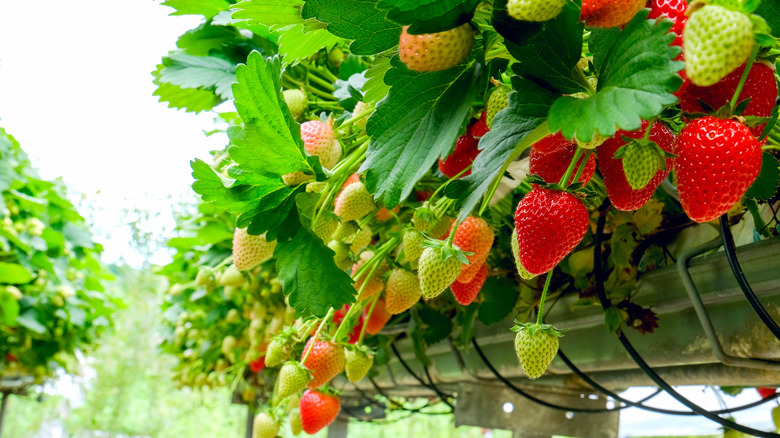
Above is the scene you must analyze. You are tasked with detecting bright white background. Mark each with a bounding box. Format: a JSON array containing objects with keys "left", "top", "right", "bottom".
[{"left": 0, "top": 1, "right": 777, "bottom": 436}]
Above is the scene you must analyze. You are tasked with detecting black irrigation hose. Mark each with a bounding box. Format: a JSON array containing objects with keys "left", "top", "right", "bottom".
[
  {"left": 719, "top": 215, "right": 780, "bottom": 341},
  {"left": 471, "top": 338, "right": 626, "bottom": 413},
  {"left": 557, "top": 348, "right": 780, "bottom": 415},
  {"left": 366, "top": 375, "right": 443, "bottom": 414},
  {"left": 593, "top": 201, "right": 779, "bottom": 438},
  {"left": 390, "top": 343, "right": 455, "bottom": 409}
]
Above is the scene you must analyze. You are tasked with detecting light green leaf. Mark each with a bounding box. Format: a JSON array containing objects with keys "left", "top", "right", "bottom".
[
  {"left": 0, "top": 291, "right": 20, "bottom": 326},
  {"left": 152, "top": 64, "right": 223, "bottom": 113},
  {"left": 159, "top": 53, "right": 236, "bottom": 100},
  {"left": 231, "top": 0, "right": 306, "bottom": 30},
  {"left": 377, "top": 0, "right": 479, "bottom": 34},
  {"left": 176, "top": 23, "right": 242, "bottom": 56},
  {"left": 17, "top": 310, "right": 47, "bottom": 334},
  {"left": 301, "top": 0, "right": 401, "bottom": 55},
  {"left": 162, "top": 0, "right": 231, "bottom": 19},
  {"left": 362, "top": 55, "right": 392, "bottom": 105},
  {"left": 275, "top": 25, "right": 343, "bottom": 66},
  {"left": 360, "top": 56, "right": 480, "bottom": 207},
  {"left": 0, "top": 262, "right": 34, "bottom": 284},
  {"left": 548, "top": 10, "right": 683, "bottom": 142}
]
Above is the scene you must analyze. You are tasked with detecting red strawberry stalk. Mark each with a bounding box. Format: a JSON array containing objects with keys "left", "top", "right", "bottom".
[{"left": 301, "top": 307, "right": 336, "bottom": 365}]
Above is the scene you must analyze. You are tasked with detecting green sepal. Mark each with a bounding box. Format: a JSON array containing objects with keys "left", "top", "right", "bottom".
[
  {"left": 418, "top": 238, "right": 474, "bottom": 263},
  {"left": 510, "top": 321, "right": 566, "bottom": 338}
]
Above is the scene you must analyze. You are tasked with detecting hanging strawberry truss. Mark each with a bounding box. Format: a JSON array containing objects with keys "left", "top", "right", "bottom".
[{"left": 155, "top": 0, "right": 780, "bottom": 434}]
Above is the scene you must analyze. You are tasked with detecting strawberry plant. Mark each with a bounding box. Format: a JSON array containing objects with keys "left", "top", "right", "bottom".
[{"left": 152, "top": 0, "right": 780, "bottom": 431}]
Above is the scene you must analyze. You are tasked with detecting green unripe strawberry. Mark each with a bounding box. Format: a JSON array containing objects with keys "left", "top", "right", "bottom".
[
  {"left": 352, "top": 101, "right": 372, "bottom": 131},
  {"left": 334, "top": 181, "right": 375, "bottom": 222},
  {"left": 486, "top": 85, "right": 511, "bottom": 129},
  {"left": 418, "top": 244, "right": 466, "bottom": 300},
  {"left": 275, "top": 361, "right": 312, "bottom": 401},
  {"left": 386, "top": 267, "right": 422, "bottom": 314},
  {"left": 344, "top": 348, "right": 373, "bottom": 383},
  {"left": 510, "top": 228, "right": 536, "bottom": 280},
  {"left": 576, "top": 131, "right": 607, "bottom": 149},
  {"left": 412, "top": 207, "right": 451, "bottom": 239},
  {"left": 313, "top": 214, "right": 339, "bottom": 242},
  {"left": 349, "top": 225, "right": 373, "bottom": 254},
  {"left": 683, "top": 5, "right": 754, "bottom": 87},
  {"left": 507, "top": 0, "right": 566, "bottom": 22},
  {"left": 283, "top": 89, "right": 307, "bottom": 120},
  {"left": 402, "top": 228, "right": 425, "bottom": 264},
  {"left": 282, "top": 171, "right": 314, "bottom": 186},
  {"left": 333, "top": 221, "right": 359, "bottom": 242},
  {"left": 233, "top": 228, "right": 277, "bottom": 271},
  {"left": 253, "top": 412, "right": 280, "bottom": 438},
  {"left": 328, "top": 240, "right": 352, "bottom": 271},
  {"left": 512, "top": 322, "right": 563, "bottom": 379},
  {"left": 290, "top": 409, "right": 303, "bottom": 436},
  {"left": 265, "top": 338, "right": 290, "bottom": 368},
  {"left": 217, "top": 265, "right": 246, "bottom": 287},
  {"left": 222, "top": 335, "right": 237, "bottom": 360},
  {"left": 616, "top": 140, "right": 666, "bottom": 190}
]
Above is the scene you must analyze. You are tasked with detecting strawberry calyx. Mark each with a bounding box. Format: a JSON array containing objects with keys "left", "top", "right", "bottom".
[
  {"left": 419, "top": 236, "right": 473, "bottom": 265},
  {"left": 524, "top": 174, "right": 594, "bottom": 199},
  {"left": 510, "top": 321, "right": 566, "bottom": 338}
]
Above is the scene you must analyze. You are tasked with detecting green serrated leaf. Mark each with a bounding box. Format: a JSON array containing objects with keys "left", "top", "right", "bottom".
[
  {"left": 176, "top": 23, "right": 242, "bottom": 56},
  {"left": 360, "top": 56, "right": 480, "bottom": 207},
  {"left": 454, "top": 77, "right": 555, "bottom": 221},
  {"left": 0, "top": 291, "right": 20, "bottom": 326},
  {"left": 506, "top": 1, "right": 586, "bottom": 94},
  {"left": 548, "top": 10, "right": 682, "bottom": 141},
  {"left": 159, "top": 52, "right": 237, "bottom": 100},
  {"left": 302, "top": 0, "right": 401, "bottom": 55},
  {"left": 754, "top": 0, "right": 780, "bottom": 37},
  {"left": 490, "top": 0, "right": 543, "bottom": 46},
  {"left": 275, "top": 25, "right": 343, "bottom": 66},
  {"left": 275, "top": 227, "right": 355, "bottom": 318},
  {"left": 152, "top": 64, "right": 223, "bottom": 113},
  {"left": 230, "top": 0, "right": 305, "bottom": 30},
  {"left": 17, "top": 309, "right": 47, "bottom": 334},
  {"left": 162, "top": 0, "right": 231, "bottom": 19},
  {"left": 377, "top": 0, "right": 479, "bottom": 34},
  {"left": 478, "top": 276, "right": 519, "bottom": 325},
  {"left": 0, "top": 262, "right": 34, "bottom": 284},
  {"left": 745, "top": 152, "right": 780, "bottom": 201},
  {"left": 589, "top": 27, "right": 620, "bottom": 73},
  {"left": 417, "top": 306, "right": 453, "bottom": 345},
  {"left": 363, "top": 56, "right": 392, "bottom": 105}
]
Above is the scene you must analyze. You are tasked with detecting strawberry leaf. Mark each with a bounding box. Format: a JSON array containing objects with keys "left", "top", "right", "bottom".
[
  {"left": 162, "top": 0, "right": 231, "bottom": 19},
  {"left": 506, "top": 1, "right": 586, "bottom": 94},
  {"left": 417, "top": 306, "right": 453, "bottom": 345},
  {"left": 548, "top": 10, "right": 683, "bottom": 142},
  {"left": 478, "top": 276, "right": 519, "bottom": 325},
  {"left": 453, "top": 76, "right": 555, "bottom": 221},
  {"left": 302, "top": 0, "right": 401, "bottom": 55},
  {"left": 275, "top": 227, "right": 355, "bottom": 318},
  {"left": 152, "top": 64, "right": 223, "bottom": 113},
  {"left": 158, "top": 52, "right": 237, "bottom": 100},
  {"left": 360, "top": 56, "right": 480, "bottom": 207},
  {"left": 744, "top": 152, "right": 780, "bottom": 201},
  {"left": 377, "top": 0, "right": 479, "bottom": 34},
  {"left": 754, "top": 0, "right": 780, "bottom": 37}
]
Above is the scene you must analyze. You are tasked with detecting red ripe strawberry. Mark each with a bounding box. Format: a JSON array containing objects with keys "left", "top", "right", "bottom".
[
  {"left": 300, "top": 120, "right": 341, "bottom": 170},
  {"left": 451, "top": 263, "right": 488, "bottom": 305},
  {"left": 300, "top": 390, "right": 340, "bottom": 434},
  {"left": 471, "top": 111, "right": 489, "bottom": 139},
  {"left": 756, "top": 387, "right": 777, "bottom": 398},
  {"left": 249, "top": 356, "right": 266, "bottom": 373},
  {"left": 439, "top": 124, "right": 481, "bottom": 178},
  {"left": 302, "top": 338, "right": 345, "bottom": 388},
  {"left": 647, "top": 0, "right": 687, "bottom": 48},
  {"left": 680, "top": 62, "right": 777, "bottom": 138},
  {"left": 452, "top": 216, "right": 495, "bottom": 283},
  {"left": 597, "top": 121, "right": 676, "bottom": 211},
  {"left": 530, "top": 142, "right": 596, "bottom": 185},
  {"left": 333, "top": 305, "right": 364, "bottom": 344},
  {"left": 675, "top": 117, "right": 762, "bottom": 223},
  {"left": 514, "top": 186, "right": 589, "bottom": 275},
  {"left": 581, "top": 0, "right": 646, "bottom": 28},
  {"left": 364, "top": 298, "right": 392, "bottom": 335},
  {"left": 532, "top": 132, "right": 573, "bottom": 154},
  {"left": 386, "top": 268, "right": 422, "bottom": 314},
  {"left": 399, "top": 24, "right": 474, "bottom": 72}
]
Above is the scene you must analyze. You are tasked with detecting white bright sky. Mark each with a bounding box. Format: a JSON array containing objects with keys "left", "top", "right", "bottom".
[{"left": 0, "top": 1, "right": 777, "bottom": 436}]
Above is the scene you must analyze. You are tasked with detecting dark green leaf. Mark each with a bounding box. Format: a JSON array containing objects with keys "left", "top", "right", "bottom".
[
  {"left": 417, "top": 306, "right": 452, "bottom": 345},
  {"left": 377, "top": 0, "right": 479, "bottom": 34},
  {"left": 159, "top": 53, "right": 237, "bottom": 100},
  {"left": 17, "top": 309, "right": 47, "bottom": 334},
  {"left": 588, "top": 28, "right": 620, "bottom": 73},
  {"left": 745, "top": 152, "right": 780, "bottom": 201},
  {"left": 0, "top": 262, "right": 34, "bottom": 284},
  {"left": 609, "top": 224, "right": 636, "bottom": 268},
  {"left": 176, "top": 23, "right": 242, "bottom": 56},
  {"left": 754, "top": 0, "right": 780, "bottom": 37},
  {"left": 302, "top": 0, "right": 401, "bottom": 55},
  {"left": 275, "top": 227, "right": 355, "bottom": 318},
  {"left": 478, "top": 276, "right": 519, "bottom": 325},
  {"left": 360, "top": 56, "right": 480, "bottom": 207},
  {"left": 454, "top": 302, "right": 479, "bottom": 347},
  {"left": 490, "top": 0, "right": 542, "bottom": 46},
  {"left": 604, "top": 307, "right": 622, "bottom": 333},
  {"left": 506, "top": 1, "right": 586, "bottom": 94},
  {"left": 162, "top": 0, "right": 231, "bottom": 19},
  {"left": 548, "top": 10, "right": 683, "bottom": 141},
  {"left": 454, "top": 77, "right": 555, "bottom": 221},
  {"left": 67, "top": 305, "right": 87, "bottom": 327},
  {"left": 409, "top": 310, "right": 432, "bottom": 367}
]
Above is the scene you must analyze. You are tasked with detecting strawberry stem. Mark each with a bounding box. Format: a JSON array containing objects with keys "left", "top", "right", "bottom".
[
  {"left": 573, "top": 67, "right": 596, "bottom": 95},
  {"left": 301, "top": 307, "right": 335, "bottom": 364},
  {"left": 559, "top": 146, "right": 585, "bottom": 186},
  {"left": 536, "top": 270, "right": 553, "bottom": 326},
  {"left": 358, "top": 292, "right": 382, "bottom": 344},
  {"left": 305, "top": 67, "right": 336, "bottom": 92},
  {"left": 729, "top": 45, "right": 759, "bottom": 113},
  {"left": 428, "top": 164, "right": 473, "bottom": 205},
  {"left": 571, "top": 150, "right": 593, "bottom": 185}
]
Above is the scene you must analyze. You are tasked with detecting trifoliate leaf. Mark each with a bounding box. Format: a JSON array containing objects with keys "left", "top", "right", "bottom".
[
  {"left": 548, "top": 10, "right": 683, "bottom": 142},
  {"left": 158, "top": 52, "right": 237, "bottom": 100},
  {"left": 0, "top": 262, "right": 33, "bottom": 284},
  {"left": 478, "top": 276, "right": 519, "bottom": 325},
  {"left": 360, "top": 56, "right": 480, "bottom": 207},
  {"left": 152, "top": 65, "right": 223, "bottom": 113},
  {"left": 275, "top": 227, "right": 355, "bottom": 318},
  {"left": 417, "top": 306, "right": 453, "bottom": 345},
  {"left": 453, "top": 76, "right": 555, "bottom": 221},
  {"left": 377, "top": 0, "right": 479, "bottom": 34},
  {"left": 162, "top": 0, "right": 231, "bottom": 19},
  {"left": 302, "top": 0, "right": 401, "bottom": 55},
  {"left": 745, "top": 152, "right": 780, "bottom": 201},
  {"left": 274, "top": 25, "right": 343, "bottom": 66},
  {"left": 506, "top": 1, "right": 586, "bottom": 94},
  {"left": 176, "top": 23, "right": 242, "bottom": 56}
]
